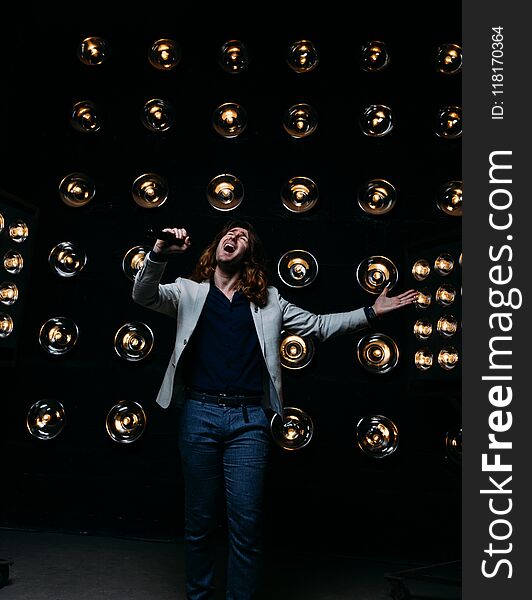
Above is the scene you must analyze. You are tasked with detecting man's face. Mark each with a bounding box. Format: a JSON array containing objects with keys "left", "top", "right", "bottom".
[{"left": 215, "top": 227, "right": 250, "bottom": 269}]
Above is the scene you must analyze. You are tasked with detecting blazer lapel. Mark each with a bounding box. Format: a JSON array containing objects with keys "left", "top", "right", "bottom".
[
  {"left": 191, "top": 280, "right": 210, "bottom": 323},
  {"left": 250, "top": 302, "right": 265, "bottom": 355}
]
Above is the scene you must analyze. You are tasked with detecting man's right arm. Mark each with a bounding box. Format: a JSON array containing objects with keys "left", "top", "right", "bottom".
[
  {"left": 132, "top": 253, "right": 181, "bottom": 318},
  {"left": 132, "top": 227, "right": 191, "bottom": 318}
]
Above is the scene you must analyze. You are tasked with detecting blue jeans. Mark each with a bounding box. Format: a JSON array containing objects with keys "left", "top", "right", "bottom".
[{"left": 178, "top": 398, "right": 271, "bottom": 600}]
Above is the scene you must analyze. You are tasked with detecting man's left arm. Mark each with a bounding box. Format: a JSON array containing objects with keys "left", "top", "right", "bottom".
[{"left": 277, "top": 284, "right": 418, "bottom": 342}]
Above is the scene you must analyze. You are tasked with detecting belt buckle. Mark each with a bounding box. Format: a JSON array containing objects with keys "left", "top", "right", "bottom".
[{"left": 217, "top": 393, "right": 229, "bottom": 407}]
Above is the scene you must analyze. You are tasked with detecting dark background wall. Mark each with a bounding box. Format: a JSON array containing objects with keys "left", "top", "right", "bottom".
[{"left": 1, "top": 5, "right": 461, "bottom": 560}]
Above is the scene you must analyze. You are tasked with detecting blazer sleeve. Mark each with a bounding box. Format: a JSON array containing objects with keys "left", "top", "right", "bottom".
[
  {"left": 132, "top": 255, "right": 181, "bottom": 318},
  {"left": 277, "top": 290, "right": 370, "bottom": 342}
]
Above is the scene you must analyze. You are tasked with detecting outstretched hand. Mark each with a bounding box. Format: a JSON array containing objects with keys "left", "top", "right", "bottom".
[{"left": 372, "top": 284, "right": 418, "bottom": 317}]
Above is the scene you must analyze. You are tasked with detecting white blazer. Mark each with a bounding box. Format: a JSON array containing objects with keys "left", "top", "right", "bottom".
[{"left": 132, "top": 256, "right": 370, "bottom": 417}]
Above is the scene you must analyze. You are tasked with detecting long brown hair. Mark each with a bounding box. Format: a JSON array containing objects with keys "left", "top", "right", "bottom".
[{"left": 190, "top": 220, "right": 269, "bottom": 307}]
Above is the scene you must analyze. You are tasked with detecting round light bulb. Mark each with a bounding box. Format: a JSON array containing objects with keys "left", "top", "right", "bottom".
[
  {"left": 415, "top": 348, "right": 433, "bottom": 370},
  {"left": 413, "top": 319, "right": 433, "bottom": 340},
  {"left": 360, "top": 105, "right": 394, "bottom": 137},
  {"left": 437, "top": 181, "right": 462, "bottom": 216},
  {"left": 286, "top": 40, "right": 319, "bottom": 73},
  {"left": 435, "top": 106, "right": 462, "bottom": 139},
  {"left": 148, "top": 39, "right": 181, "bottom": 70},
  {"left": 360, "top": 41, "right": 390, "bottom": 72},
  {"left": 283, "top": 104, "right": 318, "bottom": 138},
  {"left": 436, "top": 43, "right": 462, "bottom": 74},
  {"left": 218, "top": 40, "right": 249, "bottom": 74},
  {"left": 412, "top": 259, "right": 430, "bottom": 281},
  {"left": 78, "top": 37, "right": 109, "bottom": 66}
]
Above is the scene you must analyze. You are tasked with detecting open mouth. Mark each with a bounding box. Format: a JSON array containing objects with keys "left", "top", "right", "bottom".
[{"left": 223, "top": 242, "right": 235, "bottom": 253}]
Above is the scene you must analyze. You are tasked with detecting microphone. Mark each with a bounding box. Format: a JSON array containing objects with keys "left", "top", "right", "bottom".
[{"left": 146, "top": 228, "right": 185, "bottom": 246}]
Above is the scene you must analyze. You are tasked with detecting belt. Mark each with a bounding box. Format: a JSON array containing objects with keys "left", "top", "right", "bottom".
[{"left": 186, "top": 388, "right": 263, "bottom": 407}]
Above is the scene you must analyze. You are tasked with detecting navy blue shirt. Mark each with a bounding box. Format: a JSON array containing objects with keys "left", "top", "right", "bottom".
[{"left": 183, "top": 282, "right": 264, "bottom": 395}]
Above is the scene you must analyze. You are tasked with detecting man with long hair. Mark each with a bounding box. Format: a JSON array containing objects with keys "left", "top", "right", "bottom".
[{"left": 132, "top": 219, "right": 417, "bottom": 600}]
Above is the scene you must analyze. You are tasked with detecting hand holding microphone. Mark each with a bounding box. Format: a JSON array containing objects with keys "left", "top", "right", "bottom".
[{"left": 148, "top": 227, "right": 191, "bottom": 255}]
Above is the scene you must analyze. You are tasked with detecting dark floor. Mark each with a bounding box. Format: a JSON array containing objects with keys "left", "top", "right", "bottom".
[{"left": 0, "top": 529, "right": 461, "bottom": 599}]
